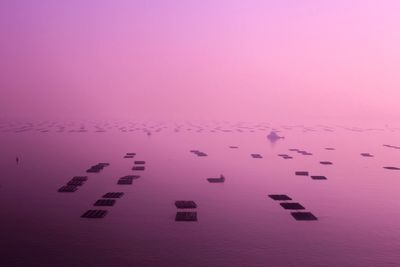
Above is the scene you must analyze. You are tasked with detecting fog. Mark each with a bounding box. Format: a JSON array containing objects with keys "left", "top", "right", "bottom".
[{"left": 1, "top": 0, "right": 399, "bottom": 124}]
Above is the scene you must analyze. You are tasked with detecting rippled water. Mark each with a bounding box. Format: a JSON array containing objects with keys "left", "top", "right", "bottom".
[{"left": 1, "top": 122, "right": 399, "bottom": 267}]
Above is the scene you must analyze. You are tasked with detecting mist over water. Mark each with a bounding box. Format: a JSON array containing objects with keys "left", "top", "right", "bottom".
[
  {"left": 1, "top": 0, "right": 400, "bottom": 123},
  {"left": 1, "top": 1, "right": 400, "bottom": 267}
]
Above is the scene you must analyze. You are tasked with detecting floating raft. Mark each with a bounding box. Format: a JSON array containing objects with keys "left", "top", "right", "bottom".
[
  {"left": 290, "top": 149, "right": 312, "bottom": 155},
  {"left": 360, "top": 153, "right": 374, "bottom": 157},
  {"left": 81, "top": 210, "right": 108, "bottom": 219},
  {"left": 117, "top": 179, "right": 132, "bottom": 185},
  {"left": 383, "top": 144, "right": 400, "bottom": 149},
  {"left": 278, "top": 154, "right": 293, "bottom": 159},
  {"left": 320, "top": 161, "right": 333, "bottom": 165},
  {"left": 268, "top": 194, "right": 292, "bottom": 201},
  {"left": 94, "top": 199, "right": 116, "bottom": 206},
  {"left": 251, "top": 154, "right": 263, "bottom": 158},
  {"left": 134, "top": 161, "right": 146, "bottom": 164},
  {"left": 118, "top": 175, "right": 139, "bottom": 184},
  {"left": 291, "top": 212, "right": 318, "bottom": 221},
  {"left": 311, "top": 175, "right": 327, "bottom": 180},
  {"left": 229, "top": 146, "right": 239, "bottom": 149},
  {"left": 175, "top": 212, "right": 197, "bottom": 222},
  {"left": 71, "top": 176, "right": 88, "bottom": 181},
  {"left": 283, "top": 156, "right": 293, "bottom": 159},
  {"left": 103, "top": 192, "right": 124, "bottom": 198},
  {"left": 175, "top": 200, "right": 197, "bottom": 209},
  {"left": 298, "top": 151, "right": 313, "bottom": 155},
  {"left": 86, "top": 163, "right": 110, "bottom": 173},
  {"left": 325, "top": 148, "right": 335, "bottom": 150},
  {"left": 132, "top": 166, "right": 145, "bottom": 171},
  {"left": 190, "top": 150, "right": 208, "bottom": 157},
  {"left": 207, "top": 178, "right": 225, "bottom": 183},
  {"left": 58, "top": 185, "right": 78, "bottom": 192},
  {"left": 280, "top": 202, "right": 305, "bottom": 210},
  {"left": 124, "top": 155, "right": 134, "bottom": 158},
  {"left": 383, "top": 166, "right": 400, "bottom": 170},
  {"left": 295, "top": 171, "right": 309, "bottom": 176},
  {"left": 67, "top": 180, "right": 85, "bottom": 186},
  {"left": 207, "top": 175, "right": 225, "bottom": 183}
]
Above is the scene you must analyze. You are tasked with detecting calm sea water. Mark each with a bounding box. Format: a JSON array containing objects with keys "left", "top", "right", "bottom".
[{"left": 1, "top": 122, "right": 399, "bottom": 267}]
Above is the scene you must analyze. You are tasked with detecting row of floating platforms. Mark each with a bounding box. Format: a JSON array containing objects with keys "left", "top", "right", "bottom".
[
  {"left": 295, "top": 171, "right": 327, "bottom": 180},
  {"left": 81, "top": 192, "right": 125, "bottom": 218},
  {"left": 268, "top": 194, "right": 318, "bottom": 221},
  {"left": 58, "top": 162, "right": 110, "bottom": 193},
  {"left": 58, "top": 176, "right": 88, "bottom": 192},
  {"left": 82, "top": 152, "right": 146, "bottom": 218},
  {"left": 132, "top": 160, "right": 146, "bottom": 171}
]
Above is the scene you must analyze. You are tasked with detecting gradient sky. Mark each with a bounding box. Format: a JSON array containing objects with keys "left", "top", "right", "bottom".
[{"left": 1, "top": 0, "right": 399, "bottom": 123}]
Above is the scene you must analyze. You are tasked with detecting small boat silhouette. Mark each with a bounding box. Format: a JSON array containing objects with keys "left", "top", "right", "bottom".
[{"left": 267, "top": 131, "right": 284, "bottom": 141}]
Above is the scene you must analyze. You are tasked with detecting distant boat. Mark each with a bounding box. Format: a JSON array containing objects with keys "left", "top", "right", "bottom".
[{"left": 267, "top": 131, "right": 284, "bottom": 141}]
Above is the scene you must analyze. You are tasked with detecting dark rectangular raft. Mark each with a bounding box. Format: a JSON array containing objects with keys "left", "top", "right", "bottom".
[
  {"left": 103, "top": 192, "right": 124, "bottom": 198},
  {"left": 94, "top": 199, "right": 116, "bottom": 206},
  {"left": 383, "top": 144, "right": 400, "bottom": 149},
  {"left": 268, "top": 194, "right": 292, "bottom": 201},
  {"left": 86, "top": 163, "right": 110, "bottom": 173},
  {"left": 132, "top": 166, "right": 145, "bottom": 171},
  {"left": 58, "top": 185, "right": 78, "bottom": 192},
  {"left": 282, "top": 156, "right": 293, "bottom": 159},
  {"left": 175, "top": 212, "right": 197, "bottom": 222},
  {"left": 291, "top": 212, "right": 318, "bottom": 221},
  {"left": 383, "top": 166, "right": 400, "bottom": 170},
  {"left": 190, "top": 150, "right": 208, "bottom": 157},
  {"left": 298, "top": 151, "right": 313, "bottom": 155},
  {"left": 118, "top": 175, "right": 140, "bottom": 185},
  {"left": 251, "top": 154, "right": 263, "bottom": 158},
  {"left": 81, "top": 210, "right": 108, "bottom": 219},
  {"left": 320, "top": 161, "right": 333, "bottom": 165},
  {"left": 311, "top": 175, "right": 327, "bottom": 180},
  {"left": 175, "top": 201, "right": 197, "bottom": 209},
  {"left": 71, "top": 176, "right": 88, "bottom": 181},
  {"left": 360, "top": 153, "right": 374, "bottom": 157},
  {"left": 207, "top": 175, "right": 225, "bottom": 183},
  {"left": 134, "top": 161, "right": 146, "bottom": 164},
  {"left": 67, "top": 180, "right": 85, "bottom": 186},
  {"left": 278, "top": 154, "right": 293, "bottom": 159},
  {"left": 295, "top": 171, "right": 309, "bottom": 176},
  {"left": 280, "top": 202, "right": 305, "bottom": 210}
]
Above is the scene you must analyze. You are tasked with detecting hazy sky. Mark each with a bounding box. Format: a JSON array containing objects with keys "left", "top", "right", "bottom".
[{"left": 1, "top": 0, "right": 399, "bottom": 123}]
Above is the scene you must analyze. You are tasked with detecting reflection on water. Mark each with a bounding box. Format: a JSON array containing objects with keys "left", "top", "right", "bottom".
[{"left": 0, "top": 120, "right": 399, "bottom": 267}]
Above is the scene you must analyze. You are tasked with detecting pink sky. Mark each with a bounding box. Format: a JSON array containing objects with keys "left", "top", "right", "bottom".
[{"left": 1, "top": 0, "right": 399, "bottom": 123}]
